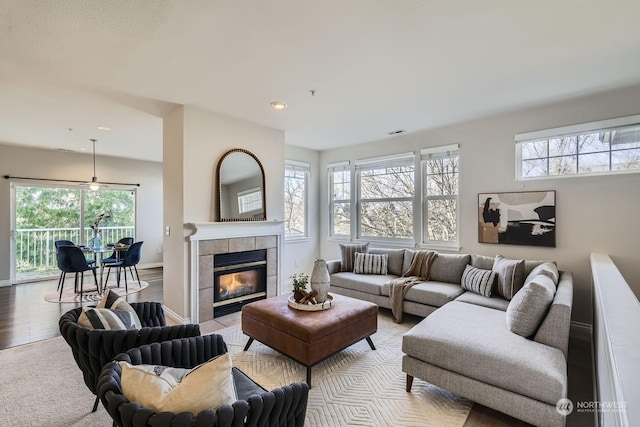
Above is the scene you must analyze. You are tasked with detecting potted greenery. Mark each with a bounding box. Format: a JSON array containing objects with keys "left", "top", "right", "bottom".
[{"left": 290, "top": 272, "right": 309, "bottom": 302}]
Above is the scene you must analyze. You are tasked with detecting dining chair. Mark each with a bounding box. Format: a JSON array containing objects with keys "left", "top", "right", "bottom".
[
  {"left": 101, "top": 237, "right": 134, "bottom": 264},
  {"left": 57, "top": 245, "right": 100, "bottom": 299},
  {"left": 104, "top": 241, "right": 143, "bottom": 293}
]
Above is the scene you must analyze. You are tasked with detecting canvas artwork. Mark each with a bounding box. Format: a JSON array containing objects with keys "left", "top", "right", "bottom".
[{"left": 478, "top": 191, "right": 556, "bottom": 247}]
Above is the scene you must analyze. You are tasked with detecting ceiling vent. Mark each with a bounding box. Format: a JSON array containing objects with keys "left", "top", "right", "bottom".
[{"left": 388, "top": 129, "right": 406, "bottom": 135}]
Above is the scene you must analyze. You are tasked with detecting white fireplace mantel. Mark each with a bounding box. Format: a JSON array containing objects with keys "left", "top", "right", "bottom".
[{"left": 187, "top": 221, "right": 284, "bottom": 323}]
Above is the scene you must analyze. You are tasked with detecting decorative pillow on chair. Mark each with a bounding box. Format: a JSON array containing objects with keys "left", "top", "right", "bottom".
[
  {"left": 353, "top": 252, "right": 388, "bottom": 275},
  {"left": 119, "top": 353, "right": 237, "bottom": 415},
  {"left": 77, "top": 307, "right": 137, "bottom": 330},
  {"left": 339, "top": 243, "right": 369, "bottom": 272},
  {"left": 460, "top": 265, "right": 496, "bottom": 297},
  {"left": 492, "top": 255, "right": 525, "bottom": 300},
  {"left": 506, "top": 274, "right": 556, "bottom": 337},
  {"left": 96, "top": 289, "right": 142, "bottom": 329}
]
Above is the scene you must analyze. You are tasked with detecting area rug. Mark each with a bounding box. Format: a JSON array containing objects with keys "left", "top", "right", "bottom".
[
  {"left": 43, "top": 279, "right": 149, "bottom": 303},
  {"left": 0, "top": 314, "right": 472, "bottom": 427}
]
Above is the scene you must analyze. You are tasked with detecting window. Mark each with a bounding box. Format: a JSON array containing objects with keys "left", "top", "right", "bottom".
[
  {"left": 516, "top": 115, "right": 640, "bottom": 180},
  {"left": 356, "top": 154, "right": 414, "bottom": 241},
  {"left": 421, "top": 145, "right": 459, "bottom": 245},
  {"left": 328, "top": 161, "right": 351, "bottom": 237},
  {"left": 284, "top": 160, "right": 309, "bottom": 238},
  {"left": 237, "top": 187, "right": 262, "bottom": 214}
]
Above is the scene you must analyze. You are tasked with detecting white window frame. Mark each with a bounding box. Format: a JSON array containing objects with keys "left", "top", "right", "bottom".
[
  {"left": 328, "top": 161, "right": 351, "bottom": 239},
  {"left": 420, "top": 144, "right": 460, "bottom": 249},
  {"left": 515, "top": 114, "right": 640, "bottom": 180},
  {"left": 284, "top": 160, "right": 309, "bottom": 240},
  {"left": 355, "top": 153, "right": 415, "bottom": 244},
  {"left": 237, "top": 187, "right": 262, "bottom": 214}
]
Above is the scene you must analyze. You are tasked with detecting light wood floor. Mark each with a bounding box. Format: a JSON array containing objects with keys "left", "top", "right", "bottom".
[{"left": 0, "top": 268, "right": 594, "bottom": 426}]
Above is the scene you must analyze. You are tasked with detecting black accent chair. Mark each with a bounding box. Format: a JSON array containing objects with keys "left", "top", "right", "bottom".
[
  {"left": 101, "top": 237, "right": 134, "bottom": 264},
  {"left": 104, "top": 241, "right": 143, "bottom": 292},
  {"left": 57, "top": 245, "right": 99, "bottom": 299},
  {"left": 59, "top": 303, "right": 201, "bottom": 412},
  {"left": 98, "top": 335, "right": 309, "bottom": 427}
]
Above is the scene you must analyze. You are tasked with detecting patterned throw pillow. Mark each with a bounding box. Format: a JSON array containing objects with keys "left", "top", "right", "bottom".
[
  {"left": 353, "top": 252, "right": 388, "bottom": 275},
  {"left": 119, "top": 353, "right": 237, "bottom": 414},
  {"left": 78, "top": 307, "right": 137, "bottom": 330},
  {"left": 492, "top": 255, "right": 526, "bottom": 300},
  {"left": 97, "top": 289, "right": 142, "bottom": 329},
  {"left": 460, "top": 265, "right": 496, "bottom": 297},
  {"left": 339, "top": 242, "right": 369, "bottom": 272}
]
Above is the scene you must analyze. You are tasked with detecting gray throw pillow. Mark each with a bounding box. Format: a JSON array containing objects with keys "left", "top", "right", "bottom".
[
  {"left": 460, "top": 265, "right": 495, "bottom": 297},
  {"left": 492, "top": 255, "right": 525, "bottom": 300},
  {"left": 524, "top": 262, "right": 559, "bottom": 286},
  {"left": 339, "top": 242, "right": 369, "bottom": 272},
  {"left": 353, "top": 252, "right": 388, "bottom": 275},
  {"left": 506, "top": 275, "right": 556, "bottom": 337}
]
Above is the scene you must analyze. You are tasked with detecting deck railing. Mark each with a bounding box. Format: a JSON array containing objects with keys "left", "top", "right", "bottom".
[{"left": 15, "top": 226, "right": 135, "bottom": 273}]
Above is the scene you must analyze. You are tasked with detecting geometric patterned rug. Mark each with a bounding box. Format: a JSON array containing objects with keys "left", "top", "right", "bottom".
[
  {"left": 43, "top": 279, "right": 149, "bottom": 303},
  {"left": 219, "top": 311, "right": 472, "bottom": 427}
]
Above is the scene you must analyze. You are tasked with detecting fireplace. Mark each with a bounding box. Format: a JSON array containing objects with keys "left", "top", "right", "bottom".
[{"left": 213, "top": 249, "right": 267, "bottom": 317}]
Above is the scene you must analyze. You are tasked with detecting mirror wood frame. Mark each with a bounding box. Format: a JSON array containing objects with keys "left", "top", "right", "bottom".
[{"left": 215, "top": 148, "right": 266, "bottom": 222}]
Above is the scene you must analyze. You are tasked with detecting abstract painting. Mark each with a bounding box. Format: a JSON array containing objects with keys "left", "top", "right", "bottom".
[{"left": 478, "top": 191, "right": 556, "bottom": 247}]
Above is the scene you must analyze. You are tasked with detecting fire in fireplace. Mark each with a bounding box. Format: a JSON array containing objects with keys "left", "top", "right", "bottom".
[{"left": 213, "top": 249, "right": 267, "bottom": 317}]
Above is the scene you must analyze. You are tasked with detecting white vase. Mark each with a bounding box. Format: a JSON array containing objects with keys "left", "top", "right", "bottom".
[{"left": 310, "top": 259, "right": 330, "bottom": 303}]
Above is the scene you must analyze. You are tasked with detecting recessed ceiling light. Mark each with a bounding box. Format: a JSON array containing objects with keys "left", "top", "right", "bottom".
[
  {"left": 270, "top": 101, "right": 287, "bottom": 110},
  {"left": 97, "top": 126, "right": 112, "bottom": 131}
]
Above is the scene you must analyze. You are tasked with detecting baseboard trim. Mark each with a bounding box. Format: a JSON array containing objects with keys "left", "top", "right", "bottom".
[
  {"left": 0, "top": 279, "right": 11, "bottom": 287},
  {"left": 163, "top": 304, "right": 191, "bottom": 326},
  {"left": 138, "top": 262, "right": 163, "bottom": 270},
  {"left": 570, "top": 321, "right": 592, "bottom": 342}
]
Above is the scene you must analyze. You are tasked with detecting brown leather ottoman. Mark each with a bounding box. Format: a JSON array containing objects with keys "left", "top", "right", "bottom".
[{"left": 242, "top": 293, "right": 378, "bottom": 386}]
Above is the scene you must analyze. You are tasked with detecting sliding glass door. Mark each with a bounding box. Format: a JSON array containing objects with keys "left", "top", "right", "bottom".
[{"left": 12, "top": 183, "right": 136, "bottom": 283}]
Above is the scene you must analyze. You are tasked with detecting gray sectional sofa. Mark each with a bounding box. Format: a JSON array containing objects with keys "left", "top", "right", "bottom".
[{"left": 327, "top": 248, "right": 573, "bottom": 427}]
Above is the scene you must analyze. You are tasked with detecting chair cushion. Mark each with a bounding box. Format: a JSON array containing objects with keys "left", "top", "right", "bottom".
[
  {"left": 353, "top": 252, "right": 388, "bottom": 275},
  {"left": 77, "top": 307, "right": 137, "bottom": 330},
  {"left": 97, "top": 289, "right": 142, "bottom": 329},
  {"left": 460, "top": 265, "right": 496, "bottom": 297},
  {"left": 339, "top": 242, "right": 369, "bottom": 272},
  {"left": 492, "top": 255, "right": 525, "bottom": 300},
  {"left": 402, "top": 301, "right": 567, "bottom": 405},
  {"left": 506, "top": 274, "right": 556, "bottom": 337},
  {"left": 119, "top": 353, "right": 237, "bottom": 415}
]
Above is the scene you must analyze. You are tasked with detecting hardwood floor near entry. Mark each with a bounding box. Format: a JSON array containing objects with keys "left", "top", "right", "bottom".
[{"left": 0, "top": 268, "right": 594, "bottom": 426}]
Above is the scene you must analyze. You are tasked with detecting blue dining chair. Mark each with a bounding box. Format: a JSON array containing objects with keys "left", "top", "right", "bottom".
[
  {"left": 104, "top": 241, "right": 143, "bottom": 293},
  {"left": 101, "top": 237, "right": 133, "bottom": 264},
  {"left": 55, "top": 239, "right": 95, "bottom": 292},
  {"left": 57, "top": 245, "right": 100, "bottom": 300}
]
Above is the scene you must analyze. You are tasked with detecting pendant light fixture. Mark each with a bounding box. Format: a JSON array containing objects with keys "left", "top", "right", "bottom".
[{"left": 85, "top": 138, "right": 105, "bottom": 191}]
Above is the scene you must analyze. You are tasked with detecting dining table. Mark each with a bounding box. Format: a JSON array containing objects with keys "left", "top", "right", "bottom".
[{"left": 80, "top": 244, "right": 129, "bottom": 293}]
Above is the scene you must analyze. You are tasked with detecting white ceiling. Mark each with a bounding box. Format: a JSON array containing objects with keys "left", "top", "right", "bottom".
[{"left": 1, "top": 0, "right": 640, "bottom": 162}]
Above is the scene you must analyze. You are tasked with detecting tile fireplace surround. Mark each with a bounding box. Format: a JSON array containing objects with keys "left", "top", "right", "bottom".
[{"left": 188, "top": 221, "right": 284, "bottom": 323}]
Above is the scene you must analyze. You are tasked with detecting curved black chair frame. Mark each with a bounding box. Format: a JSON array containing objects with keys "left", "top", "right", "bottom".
[
  {"left": 59, "top": 302, "right": 201, "bottom": 412},
  {"left": 98, "top": 335, "right": 309, "bottom": 427}
]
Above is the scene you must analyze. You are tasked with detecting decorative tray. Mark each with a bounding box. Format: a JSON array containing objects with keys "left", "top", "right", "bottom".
[{"left": 288, "top": 293, "right": 335, "bottom": 311}]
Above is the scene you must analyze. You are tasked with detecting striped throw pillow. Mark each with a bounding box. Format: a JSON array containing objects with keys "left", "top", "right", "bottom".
[
  {"left": 353, "top": 252, "right": 388, "bottom": 275},
  {"left": 339, "top": 242, "right": 369, "bottom": 272},
  {"left": 78, "top": 307, "right": 136, "bottom": 330},
  {"left": 461, "top": 265, "right": 496, "bottom": 297}
]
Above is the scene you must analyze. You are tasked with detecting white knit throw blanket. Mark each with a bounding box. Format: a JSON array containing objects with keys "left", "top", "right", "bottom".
[{"left": 389, "top": 250, "right": 437, "bottom": 323}]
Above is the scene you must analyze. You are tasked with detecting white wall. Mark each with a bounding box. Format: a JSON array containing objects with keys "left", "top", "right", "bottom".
[
  {"left": 283, "top": 145, "right": 321, "bottom": 286},
  {"left": 162, "top": 106, "right": 285, "bottom": 320},
  {"left": 319, "top": 84, "right": 640, "bottom": 325},
  {"left": 0, "top": 143, "right": 163, "bottom": 284}
]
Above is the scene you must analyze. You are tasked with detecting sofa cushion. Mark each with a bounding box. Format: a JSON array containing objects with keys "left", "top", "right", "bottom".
[
  {"left": 339, "top": 243, "right": 369, "bottom": 272},
  {"left": 353, "top": 252, "right": 388, "bottom": 275},
  {"left": 331, "top": 272, "right": 392, "bottom": 295},
  {"left": 402, "top": 249, "right": 415, "bottom": 275},
  {"left": 402, "top": 301, "right": 567, "bottom": 405},
  {"left": 492, "top": 255, "right": 526, "bottom": 300},
  {"left": 454, "top": 291, "right": 510, "bottom": 311},
  {"left": 428, "top": 254, "right": 471, "bottom": 284},
  {"left": 368, "top": 248, "right": 405, "bottom": 276},
  {"left": 382, "top": 281, "right": 465, "bottom": 307},
  {"left": 471, "top": 254, "right": 494, "bottom": 270},
  {"left": 524, "top": 262, "right": 559, "bottom": 286},
  {"left": 460, "top": 265, "right": 495, "bottom": 297},
  {"left": 506, "top": 275, "right": 556, "bottom": 337}
]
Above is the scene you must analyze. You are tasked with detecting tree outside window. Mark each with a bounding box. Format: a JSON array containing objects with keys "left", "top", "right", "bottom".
[
  {"left": 328, "top": 163, "right": 351, "bottom": 237},
  {"left": 284, "top": 161, "right": 309, "bottom": 238},
  {"left": 422, "top": 145, "right": 459, "bottom": 245}
]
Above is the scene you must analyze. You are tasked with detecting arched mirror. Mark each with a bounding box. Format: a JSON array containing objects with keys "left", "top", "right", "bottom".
[{"left": 216, "top": 149, "right": 266, "bottom": 221}]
